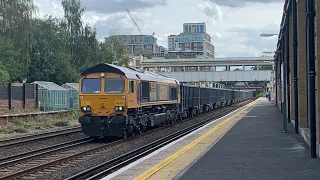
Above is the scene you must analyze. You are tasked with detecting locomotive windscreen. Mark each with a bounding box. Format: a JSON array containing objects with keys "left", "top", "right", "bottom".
[
  {"left": 105, "top": 77, "right": 125, "bottom": 93},
  {"left": 81, "top": 78, "right": 101, "bottom": 93}
]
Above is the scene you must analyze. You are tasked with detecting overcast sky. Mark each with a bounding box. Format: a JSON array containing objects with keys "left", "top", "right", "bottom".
[{"left": 33, "top": 0, "right": 284, "bottom": 57}]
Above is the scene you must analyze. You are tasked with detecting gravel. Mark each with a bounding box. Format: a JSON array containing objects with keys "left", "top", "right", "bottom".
[{"left": 29, "top": 100, "right": 252, "bottom": 180}]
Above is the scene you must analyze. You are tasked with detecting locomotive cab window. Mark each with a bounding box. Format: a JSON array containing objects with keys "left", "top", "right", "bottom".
[
  {"left": 81, "top": 78, "right": 101, "bottom": 93},
  {"left": 129, "top": 80, "right": 134, "bottom": 93},
  {"left": 105, "top": 77, "right": 124, "bottom": 93}
]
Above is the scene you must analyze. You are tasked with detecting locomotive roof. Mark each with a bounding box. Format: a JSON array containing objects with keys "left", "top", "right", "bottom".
[{"left": 81, "top": 63, "right": 179, "bottom": 84}]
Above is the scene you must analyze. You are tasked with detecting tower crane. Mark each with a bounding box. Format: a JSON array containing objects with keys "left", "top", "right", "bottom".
[
  {"left": 122, "top": 4, "right": 155, "bottom": 36},
  {"left": 122, "top": 4, "right": 143, "bottom": 35},
  {"left": 122, "top": 4, "right": 157, "bottom": 58}
]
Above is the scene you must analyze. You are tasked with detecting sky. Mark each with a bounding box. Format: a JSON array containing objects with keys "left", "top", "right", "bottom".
[{"left": 33, "top": 0, "right": 284, "bottom": 57}]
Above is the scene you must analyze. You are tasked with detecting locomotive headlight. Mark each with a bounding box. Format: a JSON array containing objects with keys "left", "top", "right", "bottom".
[
  {"left": 114, "top": 106, "right": 125, "bottom": 111},
  {"left": 81, "top": 106, "right": 91, "bottom": 112}
]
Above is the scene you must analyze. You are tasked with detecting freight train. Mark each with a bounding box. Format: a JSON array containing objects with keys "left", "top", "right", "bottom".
[{"left": 78, "top": 63, "right": 255, "bottom": 138}]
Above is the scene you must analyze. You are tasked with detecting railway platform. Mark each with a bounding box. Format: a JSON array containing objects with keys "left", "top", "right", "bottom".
[{"left": 102, "top": 98, "right": 320, "bottom": 180}]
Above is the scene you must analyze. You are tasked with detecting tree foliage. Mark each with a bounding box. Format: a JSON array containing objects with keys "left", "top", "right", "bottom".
[
  {"left": 0, "top": 0, "right": 128, "bottom": 85},
  {"left": 0, "top": 62, "right": 10, "bottom": 86}
]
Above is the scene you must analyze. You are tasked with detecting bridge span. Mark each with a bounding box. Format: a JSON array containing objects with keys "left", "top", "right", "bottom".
[
  {"left": 157, "top": 70, "right": 272, "bottom": 82},
  {"left": 140, "top": 56, "right": 274, "bottom": 83}
]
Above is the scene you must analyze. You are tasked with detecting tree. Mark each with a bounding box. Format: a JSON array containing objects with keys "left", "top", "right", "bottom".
[
  {"left": 28, "top": 17, "right": 77, "bottom": 84},
  {"left": 0, "top": 0, "right": 129, "bottom": 85},
  {"left": 0, "top": 37, "right": 19, "bottom": 81},
  {"left": 99, "top": 42, "right": 115, "bottom": 64},
  {"left": 0, "top": 63, "right": 10, "bottom": 86},
  {"left": 61, "top": 0, "right": 84, "bottom": 66},
  {"left": 259, "top": 65, "right": 273, "bottom": 70},
  {"left": 61, "top": 0, "right": 107, "bottom": 72},
  {"left": 0, "top": 0, "right": 38, "bottom": 80},
  {"left": 105, "top": 33, "right": 130, "bottom": 67}
]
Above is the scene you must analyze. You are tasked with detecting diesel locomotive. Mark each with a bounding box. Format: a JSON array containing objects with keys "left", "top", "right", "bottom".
[{"left": 78, "top": 63, "right": 254, "bottom": 138}]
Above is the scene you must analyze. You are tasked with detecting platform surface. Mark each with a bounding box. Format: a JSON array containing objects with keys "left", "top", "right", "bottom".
[
  {"left": 176, "top": 99, "right": 320, "bottom": 180},
  {"left": 103, "top": 98, "right": 320, "bottom": 180}
]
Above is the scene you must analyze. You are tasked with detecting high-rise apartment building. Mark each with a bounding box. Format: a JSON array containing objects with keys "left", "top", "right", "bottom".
[
  {"left": 167, "top": 23, "right": 214, "bottom": 58},
  {"left": 105, "top": 35, "right": 163, "bottom": 56}
]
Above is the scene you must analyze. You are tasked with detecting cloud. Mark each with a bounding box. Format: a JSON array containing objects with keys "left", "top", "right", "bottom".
[
  {"left": 93, "top": 12, "right": 159, "bottom": 41},
  {"left": 207, "top": 0, "right": 283, "bottom": 7},
  {"left": 212, "top": 24, "right": 280, "bottom": 57},
  {"left": 33, "top": 0, "right": 64, "bottom": 18},
  {"left": 33, "top": 0, "right": 284, "bottom": 57},
  {"left": 94, "top": 14, "right": 133, "bottom": 37},
  {"left": 198, "top": 0, "right": 223, "bottom": 25},
  {"left": 81, "top": 0, "right": 167, "bottom": 14}
]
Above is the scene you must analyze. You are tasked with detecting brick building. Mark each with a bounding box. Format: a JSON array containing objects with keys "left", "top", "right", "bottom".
[{"left": 274, "top": 0, "right": 320, "bottom": 158}]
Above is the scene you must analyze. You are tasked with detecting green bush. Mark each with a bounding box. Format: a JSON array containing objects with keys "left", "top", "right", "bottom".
[
  {"left": 54, "top": 120, "right": 69, "bottom": 127},
  {"left": 14, "top": 127, "right": 28, "bottom": 133}
]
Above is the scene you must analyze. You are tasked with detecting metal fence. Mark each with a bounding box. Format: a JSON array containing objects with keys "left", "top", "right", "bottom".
[
  {"left": 62, "top": 83, "right": 79, "bottom": 109},
  {"left": 33, "top": 81, "right": 69, "bottom": 111},
  {"left": 0, "top": 82, "right": 80, "bottom": 112}
]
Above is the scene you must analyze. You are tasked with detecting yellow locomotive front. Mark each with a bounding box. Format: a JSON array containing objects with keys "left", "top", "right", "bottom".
[
  {"left": 78, "top": 64, "right": 131, "bottom": 138},
  {"left": 79, "top": 73, "right": 127, "bottom": 116}
]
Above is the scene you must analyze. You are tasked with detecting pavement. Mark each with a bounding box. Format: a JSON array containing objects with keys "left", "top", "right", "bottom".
[{"left": 176, "top": 99, "right": 320, "bottom": 180}]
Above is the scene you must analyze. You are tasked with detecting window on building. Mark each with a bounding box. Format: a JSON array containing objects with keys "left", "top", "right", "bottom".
[
  {"left": 200, "top": 25, "right": 204, "bottom": 33},
  {"left": 216, "top": 66, "right": 226, "bottom": 71},
  {"left": 230, "top": 66, "right": 243, "bottom": 71},
  {"left": 191, "top": 25, "right": 196, "bottom": 32},
  {"left": 184, "top": 25, "right": 188, "bottom": 33}
]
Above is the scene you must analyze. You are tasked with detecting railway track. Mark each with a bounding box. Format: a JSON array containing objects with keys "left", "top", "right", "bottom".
[
  {"left": 0, "top": 137, "right": 100, "bottom": 180},
  {"left": 0, "top": 126, "right": 81, "bottom": 148},
  {"left": 65, "top": 100, "right": 255, "bottom": 180},
  {"left": 0, "top": 99, "right": 255, "bottom": 180},
  {"left": 0, "top": 137, "right": 94, "bottom": 164}
]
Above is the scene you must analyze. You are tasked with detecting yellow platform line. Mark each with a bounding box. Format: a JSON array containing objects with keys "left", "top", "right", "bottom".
[{"left": 133, "top": 98, "right": 260, "bottom": 180}]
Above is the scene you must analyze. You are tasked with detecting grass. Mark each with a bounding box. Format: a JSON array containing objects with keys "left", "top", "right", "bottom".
[
  {"left": 0, "top": 109, "right": 42, "bottom": 116},
  {"left": 0, "top": 109, "right": 80, "bottom": 134}
]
